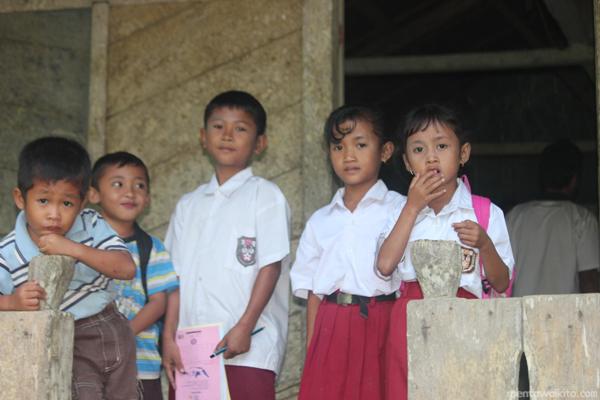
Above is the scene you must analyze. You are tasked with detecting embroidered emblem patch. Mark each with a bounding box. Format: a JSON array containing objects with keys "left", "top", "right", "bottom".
[
  {"left": 236, "top": 236, "right": 257, "bottom": 267},
  {"left": 461, "top": 247, "right": 477, "bottom": 273}
]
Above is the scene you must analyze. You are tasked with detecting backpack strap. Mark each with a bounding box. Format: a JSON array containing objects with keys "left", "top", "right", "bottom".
[
  {"left": 123, "top": 223, "right": 153, "bottom": 304},
  {"left": 461, "top": 175, "right": 493, "bottom": 297}
]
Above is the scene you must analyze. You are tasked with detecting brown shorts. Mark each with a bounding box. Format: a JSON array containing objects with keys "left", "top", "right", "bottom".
[{"left": 72, "top": 303, "right": 138, "bottom": 400}]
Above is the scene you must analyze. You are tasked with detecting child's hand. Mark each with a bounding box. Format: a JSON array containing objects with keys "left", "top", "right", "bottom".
[
  {"left": 215, "top": 323, "right": 253, "bottom": 360},
  {"left": 406, "top": 171, "right": 446, "bottom": 213},
  {"left": 162, "top": 337, "right": 184, "bottom": 389},
  {"left": 38, "top": 234, "right": 73, "bottom": 256},
  {"left": 452, "top": 220, "right": 490, "bottom": 250},
  {"left": 10, "top": 281, "right": 46, "bottom": 311}
]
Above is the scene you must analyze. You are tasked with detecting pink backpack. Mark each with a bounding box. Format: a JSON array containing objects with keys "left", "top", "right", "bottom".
[{"left": 462, "top": 176, "right": 515, "bottom": 299}]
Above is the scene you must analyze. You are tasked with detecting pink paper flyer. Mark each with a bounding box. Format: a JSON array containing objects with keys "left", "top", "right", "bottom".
[{"left": 175, "top": 323, "right": 230, "bottom": 400}]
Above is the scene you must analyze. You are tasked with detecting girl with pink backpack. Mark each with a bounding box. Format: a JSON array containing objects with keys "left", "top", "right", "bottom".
[{"left": 376, "top": 104, "right": 515, "bottom": 400}]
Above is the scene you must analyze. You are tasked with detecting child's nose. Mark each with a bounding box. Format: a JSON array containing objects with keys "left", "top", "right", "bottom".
[
  {"left": 343, "top": 147, "right": 356, "bottom": 160},
  {"left": 222, "top": 125, "right": 234, "bottom": 140},
  {"left": 47, "top": 205, "right": 60, "bottom": 220}
]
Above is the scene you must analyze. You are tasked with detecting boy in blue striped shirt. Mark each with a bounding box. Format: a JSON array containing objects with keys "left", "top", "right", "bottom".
[
  {"left": 89, "top": 151, "right": 179, "bottom": 400},
  {"left": 0, "top": 136, "right": 138, "bottom": 399}
]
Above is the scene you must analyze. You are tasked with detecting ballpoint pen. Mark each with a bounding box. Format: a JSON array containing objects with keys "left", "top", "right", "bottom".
[{"left": 209, "top": 326, "right": 265, "bottom": 358}]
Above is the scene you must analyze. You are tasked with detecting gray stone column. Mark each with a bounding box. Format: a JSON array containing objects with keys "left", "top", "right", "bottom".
[
  {"left": 87, "top": 1, "right": 109, "bottom": 162},
  {"left": 301, "top": 0, "right": 343, "bottom": 223},
  {"left": 0, "top": 311, "right": 74, "bottom": 399}
]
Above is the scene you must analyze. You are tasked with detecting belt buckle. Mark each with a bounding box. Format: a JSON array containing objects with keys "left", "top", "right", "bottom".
[{"left": 337, "top": 292, "right": 353, "bottom": 306}]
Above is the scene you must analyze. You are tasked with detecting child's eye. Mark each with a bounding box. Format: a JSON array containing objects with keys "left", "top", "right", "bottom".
[
  {"left": 63, "top": 201, "right": 74, "bottom": 207},
  {"left": 135, "top": 183, "right": 147, "bottom": 190},
  {"left": 235, "top": 126, "right": 247, "bottom": 132},
  {"left": 437, "top": 143, "right": 448, "bottom": 150},
  {"left": 37, "top": 198, "right": 48, "bottom": 205},
  {"left": 111, "top": 181, "right": 123, "bottom": 188},
  {"left": 357, "top": 142, "right": 367, "bottom": 149},
  {"left": 413, "top": 146, "right": 424, "bottom": 154},
  {"left": 212, "top": 123, "right": 223, "bottom": 129},
  {"left": 331, "top": 144, "right": 343, "bottom": 152}
]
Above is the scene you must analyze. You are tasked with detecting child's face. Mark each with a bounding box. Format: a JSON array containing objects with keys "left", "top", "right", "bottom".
[
  {"left": 329, "top": 119, "right": 393, "bottom": 192},
  {"left": 403, "top": 122, "right": 470, "bottom": 186},
  {"left": 200, "top": 106, "right": 266, "bottom": 182},
  {"left": 13, "top": 179, "right": 84, "bottom": 246},
  {"left": 88, "top": 164, "right": 150, "bottom": 228}
]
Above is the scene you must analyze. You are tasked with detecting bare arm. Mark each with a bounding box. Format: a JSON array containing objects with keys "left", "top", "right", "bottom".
[
  {"left": 377, "top": 171, "right": 445, "bottom": 276},
  {"left": 306, "top": 291, "right": 321, "bottom": 350},
  {"left": 377, "top": 206, "right": 420, "bottom": 276},
  {"left": 162, "top": 288, "right": 183, "bottom": 388},
  {"left": 130, "top": 291, "right": 167, "bottom": 335},
  {"left": 215, "top": 262, "right": 281, "bottom": 359},
  {"left": 453, "top": 221, "right": 509, "bottom": 292},
  {"left": 38, "top": 234, "right": 135, "bottom": 279}
]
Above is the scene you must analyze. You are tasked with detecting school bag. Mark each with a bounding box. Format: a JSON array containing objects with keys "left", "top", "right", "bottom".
[
  {"left": 461, "top": 175, "right": 515, "bottom": 299},
  {"left": 124, "top": 223, "right": 166, "bottom": 351}
]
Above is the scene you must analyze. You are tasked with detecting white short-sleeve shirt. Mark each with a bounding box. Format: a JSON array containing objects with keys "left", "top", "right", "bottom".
[
  {"left": 507, "top": 200, "right": 599, "bottom": 295},
  {"left": 291, "top": 180, "right": 405, "bottom": 299},
  {"left": 386, "top": 179, "right": 514, "bottom": 298},
  {"left": 165, "top": 167, "right": 291, "bottom": 374}
]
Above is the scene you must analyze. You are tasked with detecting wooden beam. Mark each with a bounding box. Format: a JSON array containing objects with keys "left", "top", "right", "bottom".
[
  {"left": 0, "top": 0, "right": 196, "bottom": 13},
  {"left": 471, "top": 141, "right": 596, "bottom": 156},
  {"left": 345, "top": 44, "right": 594, "bottom": 76}
]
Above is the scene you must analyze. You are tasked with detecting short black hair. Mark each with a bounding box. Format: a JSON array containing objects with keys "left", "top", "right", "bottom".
[
  {"left": 92, "top": 151, "right": 150, "bottom": 192},
  {"left": 18, "top": 136, "right": 91, "bottom": 198},
  {"left": 204, "top": 90, "right": 267, "bottom": 136},
  {"left": 401, "top": 104, "right": 468, "bottom": 151},
  {"left": 324, "top": 104, "right": 387, "bottom": 144},
  {"left": 540, "top": 139, "right": 582, "bottom": 191}
]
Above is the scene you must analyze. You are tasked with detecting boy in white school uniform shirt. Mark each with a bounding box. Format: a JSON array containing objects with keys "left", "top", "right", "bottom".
[{"left": 163, "top": 91, "right": 291, "bottom": 400}]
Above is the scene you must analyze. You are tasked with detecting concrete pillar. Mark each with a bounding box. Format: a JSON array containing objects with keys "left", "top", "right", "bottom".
[
  {"left": 523, "top": 294, "right": 600, "bottom": 396},
  {"left": 87, "top": 1, "right": 109, "bottom": 162},
  {"left": 407, "top": 298, "right": 522, "bottom": 399},
  {"left": 0, "top": 311, "right": 74, "bottom": 399}
]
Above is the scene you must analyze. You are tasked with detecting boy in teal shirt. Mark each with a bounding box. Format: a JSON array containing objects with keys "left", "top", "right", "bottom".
[{"left": 89, "top": 151, "right": 179, "bottom": 400}]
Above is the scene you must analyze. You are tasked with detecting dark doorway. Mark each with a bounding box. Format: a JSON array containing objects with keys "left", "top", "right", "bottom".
[{"left": 344, "top": 0, "right": 597, "bottom": 214}]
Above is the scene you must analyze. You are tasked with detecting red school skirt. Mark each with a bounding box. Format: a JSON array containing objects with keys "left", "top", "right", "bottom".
[
  {"left": 385, "top": 281, "right": 477, "bottom": 400},
  {"left": 298, "top": 296, "right": 394, "bottom": 400}
]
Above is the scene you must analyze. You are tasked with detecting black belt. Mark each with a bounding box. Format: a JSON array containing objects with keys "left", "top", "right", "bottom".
[{"left": 324, "top": 292, "right": 396, "bottom": 318}]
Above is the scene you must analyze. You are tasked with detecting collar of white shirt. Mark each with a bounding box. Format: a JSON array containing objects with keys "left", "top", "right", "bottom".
[
  {"left": 420, "top": 178, "right": 474, "bottom": 218},
  {"left": 326, "top": 179, "right": 389, "bottom": 213},
  {"left": 204, "top": 167, "right": 254, "bottom": 197}
]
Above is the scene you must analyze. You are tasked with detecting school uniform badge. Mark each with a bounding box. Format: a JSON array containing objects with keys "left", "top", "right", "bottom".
[{"left": 236, "top": 236, "right": 257, "bottom": 266}]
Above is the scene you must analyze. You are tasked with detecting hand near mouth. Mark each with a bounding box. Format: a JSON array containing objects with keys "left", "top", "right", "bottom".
[
  {"left": 405, "top": 170, "right": 446, "bottom": 213},
  {"left": 38, "top": 233, "right": 73, "bottom": 256}
]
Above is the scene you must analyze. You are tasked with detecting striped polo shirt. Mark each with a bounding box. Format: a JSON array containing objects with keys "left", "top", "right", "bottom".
[
  {"left": 0, "top": 209, "right": 128, "bottom": 320},
  {"left": 114, "top": 235, "right": 179, "bottom": 379}
]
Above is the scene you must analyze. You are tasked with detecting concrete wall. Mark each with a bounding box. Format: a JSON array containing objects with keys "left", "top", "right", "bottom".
[
  {"left": 103, "top": 1, "right": 339, "bottom": 397},
  {"left": 0, "top": 9, "right": 91, "bottom": 236},
  {"left": 0, "top": 1, "right": 340, "bottom": 398}
]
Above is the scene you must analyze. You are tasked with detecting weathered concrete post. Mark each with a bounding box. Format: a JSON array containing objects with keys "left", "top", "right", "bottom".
[
  {"left": 0, "top": 255, "right": 75, "bottom": 399},
  {"left": 410, "top": 239, "right": 463, "bottom": 298},
  {"left": 28, "top": 255, "right": 75, "bottom": 310},
  {"left": 523, "top": 294, "right": 600, "bottom": 396}
]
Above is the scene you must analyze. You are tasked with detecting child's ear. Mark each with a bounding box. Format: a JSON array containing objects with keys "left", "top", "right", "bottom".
[
  {"left": 254, "top": 134, "right": 268, "bottom": 156},
  {"left": 87, "top": 187, "right": 101, "bottom": 205},
  {"left": 459, "top": 142, "right": 472, "bottom": 166},
  {"left": 12, "top": 187, "right": 25, "bottom": 210},
  {"left": 381, "top": 141, "right": 394, "bottom": 163},
  {"left": 199, "top": 127, "right": 207, "bottom": 149}
]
